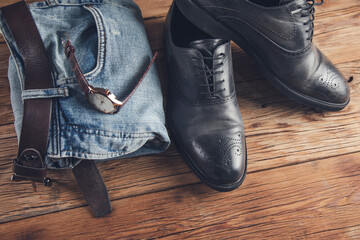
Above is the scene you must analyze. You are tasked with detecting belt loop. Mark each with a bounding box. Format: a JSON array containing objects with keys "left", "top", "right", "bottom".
[{"left": 46, "top": 0, "right": 58, "bottom": 7}]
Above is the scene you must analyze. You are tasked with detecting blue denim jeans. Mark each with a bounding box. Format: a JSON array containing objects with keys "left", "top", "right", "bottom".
[{"left": 0, "top": 0, "right": 170, "bottom": 169}]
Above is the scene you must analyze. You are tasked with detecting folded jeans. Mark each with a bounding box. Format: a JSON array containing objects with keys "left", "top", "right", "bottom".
[{"left": 0, "top": 0, "right": 170, "bottom": 169}]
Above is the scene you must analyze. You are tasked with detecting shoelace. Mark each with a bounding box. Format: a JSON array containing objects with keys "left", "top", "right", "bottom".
[
  {"left": 301, "top": 0, "right": 324, "bottom": 41},
  {"left": 192, "top": 53, "right": 226, "bottom": 97}
]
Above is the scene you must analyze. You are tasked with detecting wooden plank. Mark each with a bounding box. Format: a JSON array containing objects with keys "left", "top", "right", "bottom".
[
  {"left": 0, "top": 0, "right": 359, "bottom": 223},
  {"left": 0, "top": 152, "right": 359, "bottom": 239}
]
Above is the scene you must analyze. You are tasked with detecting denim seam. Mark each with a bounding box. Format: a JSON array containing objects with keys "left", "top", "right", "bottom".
[
  {"left": 44, "top": 0, "right": 104, "bottom": 7},
  {"left": 0, "top": 24, "right": 25, "bottom": 91},
  {"left": 59, "top": 151, "right": 129, "bottom": 156},
  {"left": 9, "top": 50, "right": 25, "bottom": 92},
  {"left": 50, "top": 102, "right": 55, "bottom": 155},
  {"left": 53, "top": 100, "right": 61, "bottom": 156},
  {"left": 103, "top": 0, "right": 142, "bottom": 16},
  {"left": 56, "top": 78, "right": 77, "bottom": 85},
  {"left": 82, "top": 5, "right": 106, "bottom": 81},
  {"left": 61, "top": 124, "right": 163, "bottom": 137},
  {"left": 51, "top": 102, "right": 56, "bottom": 155},
  {"left": 55, "top": 137, "right": 169, "bottom": 157},
  {"left": 29, "top": 0, "right": 142, "bottom": 16},
  {"left": 21, "top": 87, "right": 69, "bottom": 100},
  {"left": 56, "top": 100, "right": 62, "bottom": 157},
  {"left": 62, "top": 129, "right": 156, "bottom": 139},
  {"left": 61, "top": 124, "right": 158, "bottom": 133},
  {"left": 54, "top": 0, "right": 103, "bottom": 5}
]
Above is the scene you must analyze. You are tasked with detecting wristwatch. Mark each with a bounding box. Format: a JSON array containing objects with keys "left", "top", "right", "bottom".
[{"left": 64, "top": 40, "right": 157, "bottom": 114}]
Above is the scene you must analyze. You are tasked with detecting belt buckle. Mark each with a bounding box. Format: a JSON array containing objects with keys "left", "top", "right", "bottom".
[
  {"left": 11, "top": 156, "right": 53, "bottom": 187},
  {"left": 10, "top": 173, "right": 53, "bottom": 186}
]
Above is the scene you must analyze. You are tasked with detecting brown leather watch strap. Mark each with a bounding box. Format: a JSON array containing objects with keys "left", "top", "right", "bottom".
[
  {"left": 121, "top": 51, "right": 158, "bottom": 105},
  {"left": 64, "top": 41, "right": 91, "bottom": 97},
  {"left": 64, "top": 39, "right": 157, "bottom": 107},
  {"left": 1, "top": 1, "right": 53, "bottom": 185}
]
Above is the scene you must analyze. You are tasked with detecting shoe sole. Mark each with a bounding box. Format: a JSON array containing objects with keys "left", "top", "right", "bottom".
[
  {"left": 166, "top": 113, "right": 247, "bottom": 192},
  {"left": 175, "top": 0, "right": 350, "bottom": 111}
]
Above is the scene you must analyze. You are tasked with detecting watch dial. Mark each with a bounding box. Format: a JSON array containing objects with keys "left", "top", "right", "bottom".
[{"left": 88, "top": 92, "right": 116, "bottom": 113}]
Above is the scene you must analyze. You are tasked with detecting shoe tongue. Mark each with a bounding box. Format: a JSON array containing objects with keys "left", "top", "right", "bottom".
[
  {"left": 278, "top": 0, "right": 294, "bottom": 5},
  {"left": 189, "top": 39, "right": 227, "bottom": 57}
]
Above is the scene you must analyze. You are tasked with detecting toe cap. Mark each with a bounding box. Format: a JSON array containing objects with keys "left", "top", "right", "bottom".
[
  {"left": 307, "top": 52, "right": 350, "bottom": 105},
  {"left": 312, "top": 65, "right": 350, "bottom": 104},
  {"left": 189, "top": 129, "right": 247, "bottom": 188}
]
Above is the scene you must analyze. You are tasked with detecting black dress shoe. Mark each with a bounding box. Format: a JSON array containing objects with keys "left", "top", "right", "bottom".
[
  {"left": 175, "top": 0, "right": 350, "bottom": 111},
  {"left": 164, "top": 3, "right": 247, "bottom": 191}
]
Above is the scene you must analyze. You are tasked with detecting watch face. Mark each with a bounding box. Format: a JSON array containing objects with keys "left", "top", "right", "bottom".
[{"left": 88, "top": 92, "right": 116, "bottom": 113}]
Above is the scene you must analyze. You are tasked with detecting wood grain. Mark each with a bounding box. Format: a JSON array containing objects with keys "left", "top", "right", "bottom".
[
  {"left": 0, "top": 152, "right": 359, "bottom": 239},
  {"left": 0, "top": 0, "right": 359, "bottom": 239}
]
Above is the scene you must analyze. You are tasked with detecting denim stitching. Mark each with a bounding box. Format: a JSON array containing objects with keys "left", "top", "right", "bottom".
[
  {"left": 9, "top": 50, "right": 25, "bottom": 92},
  {"left": 103, "top": 0, "right": 142, "bottom": 16},
  {"left": 0, "top": 20, "right": 25, "bottom": 91},
  {"left": 58, "top": 137, "right": 169, "bottom": 157},
  {"left": 22, "top": 87, "right": 69, "bottom": 100},
  {"left": 56, "top": 78, "right": 77, "bottom": 85},
  {"left": 60, "top": 151, "right": 129, "bottom": 156},
  {"left": 56, "top": 0, "right": 103, "bottom": 5},
  {"left": 52, "top": 101, "right": 59, "bottom": 156},
  {"left": 61, "top": 124, "right": 159, "bottom": 138},
  {"left": 27, "top": 4, "right": 107, "bottom": 83},
  {"left": 63, "top": 130, "right": 155, "bottom": 139},
  {"left": 30, "top": 0, "right": 140, "bottom": 14},
  {"left": 82, "top": 5, "right": 106, "bottom": 81},
  {"left": 48, "top": 0, "right": 104, "bottom": 6},
  {"left": 63, "top": 129, "right": 155, "bottom": 139},
  {"left": 56, "top": 99, "right": 62, "bottom": 158},
  {"left": 62, "top": 124, "right": 157, "bottom": 134}
]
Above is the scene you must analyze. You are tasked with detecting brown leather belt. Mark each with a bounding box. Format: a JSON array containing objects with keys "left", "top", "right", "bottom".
[{"left": 1, "top": 1, "right": 111, "bottom": 217}]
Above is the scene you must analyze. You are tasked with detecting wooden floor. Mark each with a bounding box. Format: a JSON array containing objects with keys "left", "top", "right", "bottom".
[{"left": 0, "top": 0, "right": 359, "bottom": 239}]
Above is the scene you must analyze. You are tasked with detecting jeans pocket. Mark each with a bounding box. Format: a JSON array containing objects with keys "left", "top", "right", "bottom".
[
  {"left": 80, "top": 4, "right": 106, "bottom": 81},
  {"left": 52, "top": 4, "right": 106, "bottom": 83},
  {"left": 24, "top": 3, "right": 106, "bottom": 86}
]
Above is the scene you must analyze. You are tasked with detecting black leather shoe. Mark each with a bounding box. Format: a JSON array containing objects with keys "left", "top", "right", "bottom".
[
  {"left": 175, "top": 0, "right": 350, "bottom": 111},
  {"left": 164, "top": 3, "right": 247, "bottom": 191}
]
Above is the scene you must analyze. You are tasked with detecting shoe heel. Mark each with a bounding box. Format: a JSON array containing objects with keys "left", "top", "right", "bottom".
[{"left": 175, "top": 0, "right": 233, "bottom": 40}]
